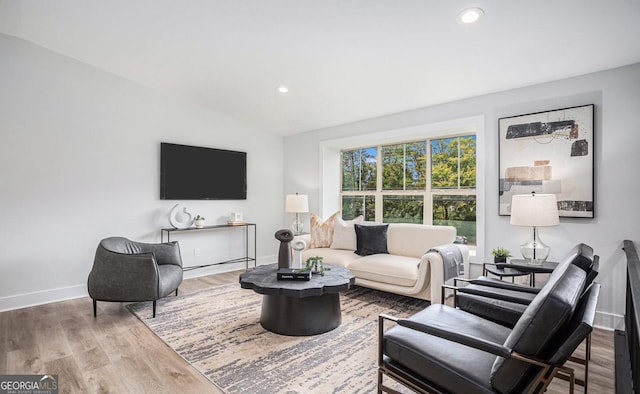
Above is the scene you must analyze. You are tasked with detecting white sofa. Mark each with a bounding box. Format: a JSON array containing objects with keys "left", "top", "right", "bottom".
[{"left": 297, "top": 223, "right": 469, "bottom": 304}]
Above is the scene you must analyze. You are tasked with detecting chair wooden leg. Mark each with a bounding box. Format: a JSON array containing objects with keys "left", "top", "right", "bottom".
[
  {"left": 93, "top": 299, "right": 97, "bottom": 318},
  {"left": 152, "top": 300, "right": 157, "bottom": 318}
]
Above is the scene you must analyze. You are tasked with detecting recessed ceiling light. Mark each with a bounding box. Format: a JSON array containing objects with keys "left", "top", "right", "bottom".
[
  {"left": 458, "top": 7, "right": 484, "bottom": 24},
  {"left": 277, "top": 86, "right": 289, "bottom": 93}
]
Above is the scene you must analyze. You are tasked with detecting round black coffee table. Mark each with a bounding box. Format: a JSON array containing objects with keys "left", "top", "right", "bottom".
[{"left": 239, "top": 264, "right": 355, "bottom": 336}]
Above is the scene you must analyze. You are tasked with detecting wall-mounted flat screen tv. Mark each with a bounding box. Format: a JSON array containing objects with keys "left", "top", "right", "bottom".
[{"left": 161, "top": 142, "right": 247, "bottom": 200}]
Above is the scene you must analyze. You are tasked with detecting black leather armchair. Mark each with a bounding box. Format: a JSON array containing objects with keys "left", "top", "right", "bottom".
[
  {"left": 87, "top": 237, "right": 183, "bottom": 318},
  {"left": 444, "top": 243, "right": 598, "bottom": 393},
  {"left": 379, "top": 262, "right": 598, "bottom": 393},
  {"left": 446, "top": 244, "right": 596, "bottom": 325}
]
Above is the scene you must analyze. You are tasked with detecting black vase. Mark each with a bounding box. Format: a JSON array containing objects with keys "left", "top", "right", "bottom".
[
  {"left": 275, "top": 229, "right": 294, "bottom": 269},
  {"left": 494, "top": 256, "right": 507, "bottom": 264}
]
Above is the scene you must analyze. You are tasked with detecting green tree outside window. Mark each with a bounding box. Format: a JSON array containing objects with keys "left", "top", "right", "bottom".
[
  {"left": 433, "top": 194, "right": 477, "bottom": 244},
  {"left": 431, "top": 136, "right": 476, "bottom": 189},
  {"left": 342, "top": 147, "right": 377, "bottom": 191},
  {"left": 341, "top": 195, "right": 375, "bottom": 221},
  {"left": 382, "top": 142, "right": 426, "bottom": 190},
  {"left": 383, "top": 195, "right": 423, "bottom": 223}
]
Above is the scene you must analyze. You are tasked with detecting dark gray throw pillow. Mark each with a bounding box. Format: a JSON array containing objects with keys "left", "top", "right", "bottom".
[{"left": 354, "top": 224, "right": 389, "bottom": 256}]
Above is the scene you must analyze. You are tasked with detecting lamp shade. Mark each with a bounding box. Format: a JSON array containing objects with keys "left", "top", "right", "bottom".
[
  {"left": 510, "top": 193, "right": 559, "bottom": 227},
  {"left": 285, "top": 194, "right": 309, "bottom": 213}
]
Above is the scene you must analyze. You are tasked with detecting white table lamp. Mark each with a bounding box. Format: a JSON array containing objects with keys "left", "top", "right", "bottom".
[
  {"left": 510, "top": 192, "right": 559, "bottom": 265},
  {"left": 285, "top": 193, "right": 309, "bottom": 235}
]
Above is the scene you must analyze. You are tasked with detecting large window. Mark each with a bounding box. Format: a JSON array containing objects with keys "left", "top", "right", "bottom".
[{"left": 340, "top": 135, "right": 476, "bottom": 244}]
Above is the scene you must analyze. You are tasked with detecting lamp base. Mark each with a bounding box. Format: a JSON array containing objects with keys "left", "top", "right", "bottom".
[
  {"left": 291, "top": 216, "right": 304, "bottom": 235},
  {"left": 521, "top": 227, "right": 550, "bottom": 265}
]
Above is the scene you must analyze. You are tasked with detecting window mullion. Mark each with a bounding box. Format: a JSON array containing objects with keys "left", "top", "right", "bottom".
[
  {"left": 403, "top": 144, "right": 407, "bottom": 191},
  {"left": 375, "top": 146, "right": 383, "bottom": 222},
  {"left": 426, "top": 139, "right": 431, "bottom": 225},
  {"left": 457, "top": 137, "right": 461, "bottom": 189}
]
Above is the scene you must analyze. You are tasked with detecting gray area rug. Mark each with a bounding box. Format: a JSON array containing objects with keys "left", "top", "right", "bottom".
[{"left": 128, "top": 283, "right": 428, "bottom": 393}]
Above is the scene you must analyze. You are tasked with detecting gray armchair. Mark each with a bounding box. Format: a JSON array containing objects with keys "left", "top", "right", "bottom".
[{"left": 87, "top": 237, "right": 183, "bottom": 318}]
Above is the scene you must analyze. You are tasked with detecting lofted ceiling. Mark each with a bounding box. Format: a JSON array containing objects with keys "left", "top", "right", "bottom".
[{"left": 1, "top": 1, "right": 639, "bottom": 136}]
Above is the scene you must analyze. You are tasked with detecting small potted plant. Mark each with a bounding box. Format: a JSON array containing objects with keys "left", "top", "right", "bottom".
[
  {"left": 304, "top": 256, "right": 331, "bottom": 276},
  {"left": 490, "top": 247, "right": 512, "bottom": 264},
  {"left": 194, "top": 215, "right": 205, "bottom": 229}
]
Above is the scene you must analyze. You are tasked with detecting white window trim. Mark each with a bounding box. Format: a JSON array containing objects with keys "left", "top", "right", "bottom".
[{"left": 319, "top": 115, "right": 485, "bottom": 262}]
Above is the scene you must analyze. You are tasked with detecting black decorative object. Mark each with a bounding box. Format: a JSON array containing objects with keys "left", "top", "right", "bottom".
[
  {"left": 277, "top": 268, "right": 311, "bottom": 281},
  {"left": 239, "top": 263, "right": 356, "bottom": 335},
  {"left": 160, "top": 142, "right": 247, "bottom": 200},
  {"left": 275, "top": 229, "right": 294, "bottom": 269}
]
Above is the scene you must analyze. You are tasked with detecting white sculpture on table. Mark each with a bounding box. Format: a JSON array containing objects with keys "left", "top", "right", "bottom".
[
  {"left": 169, "top": 204, "right": 194, "bottom": 229},
  {"left": 291, "top": 238, "right": 307, "bottom": 269}
]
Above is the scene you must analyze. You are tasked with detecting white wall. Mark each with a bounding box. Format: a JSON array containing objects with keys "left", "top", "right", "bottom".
[
  {"left": 0, "top": 34, "right": 283, "bottom": 310},
  {"left": 284, "top": 63, "right": 640, "bottom": 329}
]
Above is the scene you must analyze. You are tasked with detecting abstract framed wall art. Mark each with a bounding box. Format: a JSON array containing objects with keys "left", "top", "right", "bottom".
[{"left": 498, "top": 104, "right": 594, "bottom": 218}]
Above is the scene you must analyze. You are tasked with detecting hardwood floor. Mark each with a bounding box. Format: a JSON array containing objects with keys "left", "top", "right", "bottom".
[{"left": 1, "top": 270, "right": 615, "bottom": 393}]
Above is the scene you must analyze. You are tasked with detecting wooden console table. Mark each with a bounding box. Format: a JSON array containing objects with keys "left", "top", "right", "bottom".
[{"left": 161, "top": 223, "right": 257, "bottom": 271}]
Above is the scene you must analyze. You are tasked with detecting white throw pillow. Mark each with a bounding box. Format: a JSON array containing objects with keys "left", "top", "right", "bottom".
[{"left": 330, "top": 215, "right": 364, "bottom": 250}]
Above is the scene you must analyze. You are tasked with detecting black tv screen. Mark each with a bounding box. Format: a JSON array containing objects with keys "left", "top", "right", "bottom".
[{"left": 160, "top": 142, "right": 247, "bottom": 200}]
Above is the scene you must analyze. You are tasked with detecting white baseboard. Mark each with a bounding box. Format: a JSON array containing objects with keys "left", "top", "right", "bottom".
[
  {"left": 0, "top": 284, "right": 88, "bottom": 312},
  {"left": 594, "top": 311, "right": 625, "bottom": 331},
  {"left": 0, "top": 254, "right": 277, "bottom": 313}
]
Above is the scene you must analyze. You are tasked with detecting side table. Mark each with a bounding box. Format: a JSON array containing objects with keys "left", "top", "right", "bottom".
[
  {"left": 496, "top": 259, "right": 558, "bottom": 287},
  {"left": 482, "top": 263, "right": 531, "bottom": 284}
]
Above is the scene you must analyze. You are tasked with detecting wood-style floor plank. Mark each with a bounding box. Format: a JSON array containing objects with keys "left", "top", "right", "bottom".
[
  {"left": 0, "top": 269, "right": 614, "bottom": 393},
  {"left": 82, "top": 364, "right": 130, "bottom": 393},
  {"left": 44, "top": 355, "right": 90, "bottom": 393},
  {"left": 5, "top": 349, "right": 45, "bottom": 375}
]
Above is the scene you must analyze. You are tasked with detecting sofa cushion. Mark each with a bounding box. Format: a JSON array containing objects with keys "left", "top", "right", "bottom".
[
  {"left": 348, "top": 254, "right": 418, "bottom": 287},
  {"left": 355, "top": 224, "right": 389, "bottom": 256},
  {"left": 302, "top": 248, "right": 358, "bottom": 267},
  {"left": 309, "top": 211, "right": 339, "bottom": 248},
  {"left": 387, "top": 224, "right": 456, "bottom": 258},
  {"left": 330, "top": 215, "right": 364, "bottom": 250}
]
